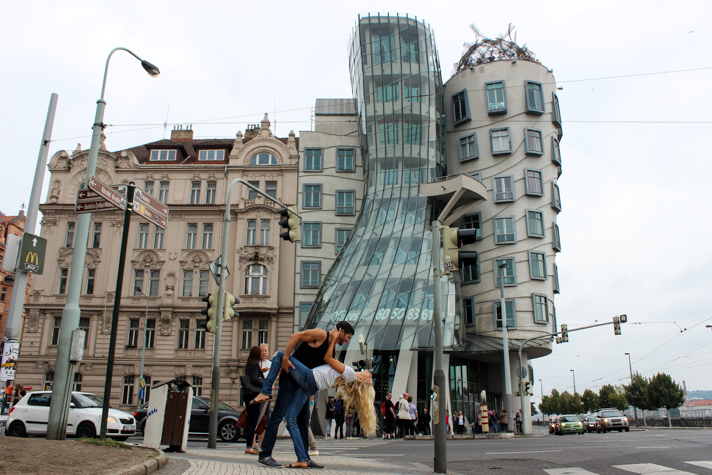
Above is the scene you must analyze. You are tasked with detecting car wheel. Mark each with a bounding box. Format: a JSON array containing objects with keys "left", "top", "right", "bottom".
[
  {"left": 113, "top": 436, "right": 130, "bottom": 442},
  {"left": 8, "top": 421, "right": 26, "bottom": 437},
  {"left": 625, "top": 427, "right": 630, "bottom": 432},
  {"left": 597, "top": 429, "right": 601, "bottom": 433},
  {"left": 619, "top": 429, "right": 623, "bottom": 432},
  {"left": 218, "top": 420, "right": 238, "bottom": 442},
  {"left": 76, "top": 422, "right": 97, "bottom": 439}
]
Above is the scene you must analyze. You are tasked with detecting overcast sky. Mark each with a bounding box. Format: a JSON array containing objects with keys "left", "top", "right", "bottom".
[{"left": 2, "top": 1, "right": 711, "bottom": 399}]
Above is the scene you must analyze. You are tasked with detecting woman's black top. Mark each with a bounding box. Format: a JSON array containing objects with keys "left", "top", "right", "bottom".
[
  {"left": 326, "top": 400, "right": 335, "bottom": 419},
  {"left": 243, "top": 361, "right": 264, "bottom": 403}
]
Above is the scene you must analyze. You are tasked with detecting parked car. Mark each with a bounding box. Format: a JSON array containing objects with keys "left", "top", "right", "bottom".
[
  {"left": 134, "top": 396, "right": 243, "bottom": 442},
  {"left": 595, "top": 409, "right": 629, "bottom": 433},
  {"left": 556, "top": 414, "right": 585, "bottom": 435},
  {"left": 548, "top": 416, "right": 559, "bottom": 434},
  {"left": 584, "top": 414, "right": 598, "bottom": 432},
  {"left": 5, "top": 391, "right": 136, "bottom": 440}
]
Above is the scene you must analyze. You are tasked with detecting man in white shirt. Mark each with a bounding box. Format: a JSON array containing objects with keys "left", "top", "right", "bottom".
[
  {"left": 259, "top": 343, "right": 272, "bottom": 372},
  {"left": 254, "top": 343, "right": 272, "bottom": 451}
]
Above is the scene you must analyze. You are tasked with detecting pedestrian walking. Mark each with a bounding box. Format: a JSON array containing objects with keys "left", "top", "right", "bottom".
[
  {"left": 457, "top": 411, "right": 465, "bottom": 434},
  {"left": 397, "top": 393, "right": 419, "bottom": 437},
  {"left": 253, "top": 343, "right": 272, "bottom": 451},
  {"left": 325, "top": 396, "right": 335, "bottom": 439},
  {"left": 12, "top": 383, "right": 26, "bottom": 405},
  {"left": 408, "top": 396, "right": 418, "bottom": 435},
  {"left": 345, "top": 403, "right": 355, "bottom": 438},
  {"left": 334, "top": 395, "right": 345, "bottom": 439},
  {"left": 489, "top": 409, "right": 498, "bottom": 433},
  {"left": 419, "top": 408, "right": 431, "bottom": 435},
  {"left": 383, "top": 392, "right": 396, "bottom": 439},
  {"left": 242, "top": 346, "right": 265, "bottom": 455},
  {"left": 499, "top": 409, "right": 509, "bottom": 432},
  {"left": 515, "top": 410, "right": 522, "bottom": 435},
  {"left": 445, "top": 410, "right": 450, "bottom": 435}
]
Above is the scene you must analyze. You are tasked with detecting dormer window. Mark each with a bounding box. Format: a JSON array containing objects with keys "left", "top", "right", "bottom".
[
  {"left": 250, "top": 153, "right": 278, "bottom": 165},
  {"left": 150, "top": 150, "right": 177, "bottom": 161},
  {"left": 198, "top": 150, "right": 225, "bottom": 161}
]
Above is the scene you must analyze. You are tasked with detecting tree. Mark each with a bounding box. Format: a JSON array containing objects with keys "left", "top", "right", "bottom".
[
  {"left": 568, "top": 392, "right": 584, "bottom": 415},
  {"left": 647, "top": 373, "right": 685, "bottom": 427},
  {"left": 582, "top": 389, "right": 599, "bottom": 413},
  {"left": 624, "top": 372, "right": 654, "bottom": 426},
  {"left": 539, "top": 389, "right": 560, "bottom": 416},
  {"left": 531, "top": 402, "right": 538, "bottom": 416},
  {"left": 558, "top": 391, "right": 573, "bottom": 415},
  {"left": 599, "top": 384, "right": 629, "bottom": 411}
]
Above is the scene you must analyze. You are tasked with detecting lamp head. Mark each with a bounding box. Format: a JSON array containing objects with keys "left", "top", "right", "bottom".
[
  {"left": 141, "top": 60, "right": 160, "bottom": 77},
  {"left": 359, "top": 334, "right": 366, "bottom": 355}
]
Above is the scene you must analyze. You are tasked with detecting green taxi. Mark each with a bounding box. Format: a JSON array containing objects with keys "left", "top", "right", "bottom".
[{"left": 556, "top": 414, "right": 585, "bottom": 435}]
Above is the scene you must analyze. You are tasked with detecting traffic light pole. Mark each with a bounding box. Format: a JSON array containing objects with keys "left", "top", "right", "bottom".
[
  {"left": 208, "top": 179, "right": 300, "bottom": 448},
  {"left": 431, "top": 220, "right": 447, "bottom": 474}
]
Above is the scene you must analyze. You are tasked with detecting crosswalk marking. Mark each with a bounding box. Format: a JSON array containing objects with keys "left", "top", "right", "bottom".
[
  {"left": 686, "top": 462, "right": 712, "bottom": 470},
  {"left": 612, "top": 463, "right": 696, "bottom": 474},
  {"left": 544, "top": 468, "right": 600, "bottom": 474}
]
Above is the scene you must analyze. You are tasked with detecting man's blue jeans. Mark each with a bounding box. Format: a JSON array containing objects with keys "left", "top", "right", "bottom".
[{"left": 258, "top": 352, "right": 318, "bottom": 463}]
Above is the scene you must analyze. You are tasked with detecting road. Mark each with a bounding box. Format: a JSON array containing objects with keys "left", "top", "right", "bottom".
[{"left": 127, "top": 426, "right": 712, "bottom": 474}]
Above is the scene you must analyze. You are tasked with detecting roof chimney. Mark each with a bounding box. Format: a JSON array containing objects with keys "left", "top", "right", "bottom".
[
  {"left": 171, "top": 124, "right": 194, "bottom": 141},
  {"left": 244, "top": 124, "right": 260, "bottom": 140}
]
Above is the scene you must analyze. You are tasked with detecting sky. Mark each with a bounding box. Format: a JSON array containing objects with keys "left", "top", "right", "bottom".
[{"left": 1, "top": 1, "right": 711, "bottom": 401}]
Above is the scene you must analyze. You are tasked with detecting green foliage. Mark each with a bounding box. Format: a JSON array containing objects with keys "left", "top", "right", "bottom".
[
  {"left": 624, "top": 372, "right": 655, "bottom": 412},
  {"left": 530, "top": 402, "right": 538, "bottom": 415},
  {"left": 581, "top": 389, "right": 599, "bottom": 413},
  {"left": 539, "top": 389, "right": 560, "bottom": 415},
  {"left": 78, "top": 438, "right": 131, "bottom": 449},
  {"left": 599, "top": 384, "right": 629, "bottom": 411},
  {"left": 557, "top": 391, "right": 572, "bottom": 415},
  {"left": 647, "top": 373, "right": 685, "bottom": 410}
]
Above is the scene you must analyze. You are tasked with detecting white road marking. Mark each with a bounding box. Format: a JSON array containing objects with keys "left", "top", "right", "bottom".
[
  {"left": 544, "top": 469, "right": 600, "bottom": 475},
  {"left": 486, "top": 449, "right": 562, "bottom": 455},
  {"left": 685, "top": 462, "right": 712, "bottom": 469},
  {"left": 636, "top": 447, "right": 671, "bottom": 449},
  {"left": 613, "top": 463, "right": 696, "bottom": 474}
]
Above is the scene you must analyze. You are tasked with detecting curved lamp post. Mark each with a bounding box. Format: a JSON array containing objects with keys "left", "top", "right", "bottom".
[{"left": 47, "top": 47, "right": 159, "bottom": 441}]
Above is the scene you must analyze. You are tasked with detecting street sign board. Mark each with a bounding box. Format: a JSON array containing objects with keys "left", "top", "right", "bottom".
[
  {"left": 19, "top": 232, "right": 47, "bottom": 274},
  {"left": 139, "top": 388, "right": 145, "bottom": 401},
  {"left": 75, "top": 200, "right": 121, "bottom": 214},
  {"left": 86, "top": 175, "right": 127, "bottom": 210},
  {"left": 132, "top": 201, "right": 167, "bottom": 229},
  {"left": 134, "top": 188, "right": 168, "bottom": 217},
  {"left": 209, "top": 255, "right": 230, "bottom": 285},
  {"left": 76, "top": 183, "right": 126, "bottom": 203}
]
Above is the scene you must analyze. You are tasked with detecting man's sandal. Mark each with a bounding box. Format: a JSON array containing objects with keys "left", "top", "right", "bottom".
[{"left": 285, "top": 463, "right": 310, "bottom": 469}]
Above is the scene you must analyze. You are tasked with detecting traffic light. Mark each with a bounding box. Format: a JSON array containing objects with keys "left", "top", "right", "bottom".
[
  {"left": 613, "top": 316, "right": 621, "bottom": 335},
  {"left": 224, "top": 292, "right": 236, "bottom": 321},
  {"left": 278, "top": 206, "right": 300, "bottom": 243},
  {"left": 431, "top": 385, "right": 440, "bottom": 425},
  {"left": 199, "top": 293, "right": 219, "bottom": 334},
  {"left": 442, "top": 226, "right": 478, "bottom": 275},
  {"left": 561, "top": 323, "right": 569, "bottom": 342},
  {"left": 525, "top": 381, "right": 531, "bottom": 395}
]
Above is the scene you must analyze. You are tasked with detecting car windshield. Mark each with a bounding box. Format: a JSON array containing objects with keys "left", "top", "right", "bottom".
[
  {"left": 74, "top": 393, "right": 104, "bottom": 408},
  {"left": 561, "top": 416, "right": 579, "bottom": 422},
  {"left": 218, "top": 401, "right": 234, "bottom": 411},
  {"left": 601, "top": 411, "right": 621, "bottom": 417},
  {"left": 587, "top": 416, "right": 597, "bottom": 421}
]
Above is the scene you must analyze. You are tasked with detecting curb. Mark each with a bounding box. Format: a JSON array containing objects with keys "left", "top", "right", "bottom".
[{"left": 109, "top": 450, "right": 168, "bottom": 475}]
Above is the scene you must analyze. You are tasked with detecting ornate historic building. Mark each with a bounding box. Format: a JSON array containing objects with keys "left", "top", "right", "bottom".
[{"left": 16, "top": 116, "right": 298, "bottom": 411}]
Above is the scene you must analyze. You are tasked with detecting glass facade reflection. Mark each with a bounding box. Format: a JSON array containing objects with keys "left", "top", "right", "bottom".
[{"left": 303, "top": 15, "right": 463, "bottom": 354}]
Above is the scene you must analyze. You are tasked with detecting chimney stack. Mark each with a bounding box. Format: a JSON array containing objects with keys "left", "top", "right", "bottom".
[{"left": 171, "top": 124, "right": 194, "bottom": 141}]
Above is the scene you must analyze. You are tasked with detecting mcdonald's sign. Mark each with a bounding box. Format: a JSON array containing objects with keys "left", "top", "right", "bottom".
[{"left": 19, "top": 232, "right": 47, "bottom": 275}]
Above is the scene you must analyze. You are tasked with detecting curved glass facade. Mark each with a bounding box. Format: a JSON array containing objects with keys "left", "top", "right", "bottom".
[{"left": 303, "top": 15, "right": 463, "bottom": 353}]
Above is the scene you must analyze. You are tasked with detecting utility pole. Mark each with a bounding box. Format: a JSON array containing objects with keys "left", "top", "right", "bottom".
[
  {"left": 497, "top": 264, "right": 513, "bottom": 420},
  {"left": 431, "top": 220, "right": 447, "bottom": 474},
  {"left": 570, "top": 369, "right": 576, "bottom": 394},
  {"left": 625, "top": 352, "right": 638, "bottom": 427}
]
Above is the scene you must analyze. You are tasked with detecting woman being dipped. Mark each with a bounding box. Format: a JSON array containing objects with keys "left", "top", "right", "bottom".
[{"left": 251, "top": 328, "right": 375, "bottom": 468}]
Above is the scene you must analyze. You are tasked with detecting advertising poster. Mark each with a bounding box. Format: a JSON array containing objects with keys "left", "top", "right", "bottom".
[{"left": 1, "top": 340, "right": 19, "bottom": 382}]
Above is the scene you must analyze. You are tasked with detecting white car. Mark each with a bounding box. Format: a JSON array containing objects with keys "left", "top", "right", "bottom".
[{"left": 5, "top": 391, "right": 136, "bottom": 440}]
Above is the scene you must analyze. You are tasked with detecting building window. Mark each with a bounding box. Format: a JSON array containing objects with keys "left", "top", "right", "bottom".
[
  {"left": 494, "top": 257, "right": 516, "bottom": 287},
  {"left": 335, "top": 228, "right": 351, "bottom": 254},
  {"left": 91, "top": 223, "right": 102, "bottom": 248},
  {"left": 158, "top": 182, "right": 169, "bottom": 202},
  {"left": 404, "top": 123, "right": 421, "bottom": 145},
  {"left": 404, "top": 84, "right": 421, "bottom": 102},
  {"left": 552, "top": 136, "right": 562, "bottom": 167},
  {"left": 78, "top": 317, "right": 90, "bottom": 348},
  {"left": 154, "top": 226, "right": 164, "bottom": 249},
  {"left": 379, "top": 122, "right": 398, "bottom": 145},
  {"left": 452, "top": 89, "right": 470, "bottom": 125},
  {"left": 552, "top": 92, "right": 562, "bottom": 128},
  {"left": 529, "top": 251, "right": 547, "bottom": 280},
  {"left": 302, "top": 222, "right": 321, "bottom": 248},
  {"left": 246, "top": 220, "right": 256, "bottom": 245},
  {"left": 526, "top": 210, "right": 545, "bottom": 238},
  {"left": 459, "top": 134, "right": 478, "bottom": 162},
  {"left": 149, "top": 270, "right": 160, "bottom": 297},
  {"left": 195, "top": 325, "right": 206, "bottom": 350},
  {"left": 464, "top": 296, "right": 476, "bottom": 326},
  {"left": 552, "top": 222, "right": 561, "bottom": 252},
  {"left": 0, "top": 287, "right": 6, "bottom": 302},
  {"left": 122, "top": 376, "right": 135, "bottom": 405},
  {"left": 337, "top": 149, "right": 355, "bottom": 172},
  {"left": 303, "top": 184, "right": 322, "bottom": 209},
  {"left": 146, "top": 319, "right": 155, "bottom": 348},
  {"left": 376, "top": 85, "right": 399, "bottom": 103},
  {"left": 301, "top": 261, "right": 321, "bottom": 288},
  {"left": 467, "top": 172, "right": 482, "bottom": 183},
  {"left": 485, "top": 80, "right": 506, "bottom": 113},
  {"left": 490, "top": 128, "right": 511, "bottom": 154},
  {"left": 525, "top": 169, "right": 544, "bottom": 196},
  {"left": 51, "top": 317, "right": 61, "bottom": 345},
  {"left": 493, "top": 175, "right": 514, "bottom": 202},
  {"left": 202, "top": 224, "right": 213, "bottom": 249},
  {"left": 462, "top": 213, "right": 482, "bottom": 240},
  {"left": 532, "top": 294, "right": 549, "bottom": 323},
  {"left": 373, "top": 30, "right": 393, "bottom": 64},
  {"left": 384, "top": 168, "right": 399, "bottom": 185},
  {"left": 85, "top": 269, "right": 95, "bottom": 295},
  {"left": 247, "top": 181, "right": 260, "bottom": 200},
  {"left": 304, "top": 148, "right": 323, "bottom": 172},
  {"left": 190, "top": 181, "right": 201, "bottom": 204},
  {"left": 150, "top": 150, "right": 176, "bottom": 161},
  {"left": 138, "top": 223, "right": 149, "bottom": 249},
  {"left": 206, "top": 181, "right": 216, "bottom": 204},
  {"left": 299, "top": 302, "right": 312, "bottom": 329},
  {"left": 199, "top": 271, "right": 209, "bottom": 297},
  {"left": 186, "top": 224, "right": 197, "bottom": 249},
  {"left": 525, "top": 81, "right": 545, "bottom": 114},
  {"left": 44, "top": 372, "right": 54, "bottom": 391},
  {"left": 133, "top": 270, "right": 144, "bottom": 296},
  {"left": 192, "top": 376, "right": 203, "bottom": 396},
  {"left": 145, "top": 181, "right": 154, "bottom": 196},
  {"left": 244, "top": 265, "right": 267, "bottom": 295},
  {"left": 73, "top": 373, "right": 83, "bottom": 392},
  {"left": 494, "top": 217, "right": 516, "bottom": 244},
  {"left": 178, "top": 319, "right": 190, "bottom": 349},
  {"left": 525, "top": 129, "right": 544, "bottom": 155},
  {"left": 198, "top": 150, "right": 225, "bottom": 161},
  {"left": 461, "top": 254, "right": 480, "bottom": 283},
  {"left": 182, "top": 270, "right": 193, "bottom": 297},
  {"left": 65, "top": 222, "right": 75, "bottom": 248},
  {"left": 259, "top": 220, "right": 270, "bottom": 246},
  {"left": 258, "top": 320, "right": 269, "bottom": 345},
  {"left": 494, "top": 299, "right": 516, "bottom": 329},
  {"left": 552, "top": 182, "right": 562, "bottom": 212},
  {"left": 265, "top": 181, "right": 277, "bottom": 199},
  {"left": 336, "top": 191, "right": 355, "bottom": 215},
  {"left": 58, "top": 269, "right": 69, "bottom": 294},
  {"left": 128, "top": 319, "right": 139, "bottom": 347},
  {"left": 250, "top": 153, "right": 278, "bottom": 165},
  {"left": 553, "top": 264, "right": 560, "bottom": 294},
  {"left": 242, "top": 320, "right": 252, "bottom": 349}
]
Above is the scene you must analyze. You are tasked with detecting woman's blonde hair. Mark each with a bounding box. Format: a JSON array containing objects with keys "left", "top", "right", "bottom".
[{"left": 334, "top": 378, "right": 376, "bottom": 436}]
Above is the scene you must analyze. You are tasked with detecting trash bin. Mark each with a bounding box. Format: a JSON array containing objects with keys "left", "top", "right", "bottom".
[{"left": 143, "top": 380, "right": 193, "bottom": 452}]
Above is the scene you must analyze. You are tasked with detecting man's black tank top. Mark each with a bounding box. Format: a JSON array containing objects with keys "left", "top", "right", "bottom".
[{"left": 292, "top": 329, "right": 332, "bottom": 369}]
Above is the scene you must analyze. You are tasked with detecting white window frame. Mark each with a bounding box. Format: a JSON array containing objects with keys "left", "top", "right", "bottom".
[
  {"left": 459, "top": 134, "right": 478, "bottom": 162},
  {"left": 525, "top": 81, "right": 545, "bottom": 115},
  {"left": 206, "top": 181, "right": 216, "bottom": 204},
  {"left": 525, "top": 169, "right": 544, "bottom": 196},
  {"left": 529, "top": 250, "right": 547, "bottom": 280},
  {"left": 190, "top": 181, "right": 201, "bottom": 204},
  {"left": 186, "top": 224, "right": 197, "bottom": 249},
  {"left": 493, "top": 175, "right": 514, "bottom": 202},
  {"left": 494, "top": 216, "right": 516, "bottom": 244},
  {"left": 494, "top": 257, "right": 516, "bottom": 287},
  {"left": 150, "top": 150, "right": 177, "bottom": 161},
  {"left": 198, "top": 150, "right": 225, "bottom": 161},
  {"left": 525, "top": 128, "right": 544, "bottom": 155},
  {"left": 532, "top": 293, "right": 549, "bottom": 323},
  {"left": 526, "top": 210, "right": 545, "bottom": 238},
  {"left": 494, "top": 299, "right": 517, "bottom": 329},
  {"left": 490, "top": 128, "right": 511, "bottom": 155}
]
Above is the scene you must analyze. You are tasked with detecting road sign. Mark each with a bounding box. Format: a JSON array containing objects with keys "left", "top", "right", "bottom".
[
  {"left": 134, "top": 188, "right": 168, "bottom": 216},
  {"left": 87, "top": 175, "right": 127, "bottom": 210},
  {"left": 19, "top": 232, "right": 47, "bottom": 274},
  {"left": 75, "top": 200, "right": 121, "bottom": 214},
  {"left": 132, "top": 202, "right": 167, "bottom": 229},
  {"left": 516, "top": 367, "right": 528, "bottom": 379},
  {"left": 139, "top": 388, "right": 145, "bottom": 401},
  {"left": 209, "top": 255, "right": 230, "bottom": 285}
]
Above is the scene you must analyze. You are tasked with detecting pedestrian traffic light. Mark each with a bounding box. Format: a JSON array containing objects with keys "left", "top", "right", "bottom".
[
  {"left": 199, "top": 293, "right": 219, "bottom": 333},
  {"left": 442, "top": 226, "right": 478, "bottom": 275},
  {"left": 525, "top": 381, "right": 531, "bottom": 395},
  {"left": 278, "top": 206, "right": 300, "bottom": 243},
  {"left": 224, "top": 292, "right": 236, "bottom": 321},
  {"left": 431, "top": 385, "right": 440, "bottom": 425},
  {"left": 561, "top": 323, "right": 569, "bottom": 342},
  {"left": 613, "top": 316, "right": 621, "bottom": 335}
]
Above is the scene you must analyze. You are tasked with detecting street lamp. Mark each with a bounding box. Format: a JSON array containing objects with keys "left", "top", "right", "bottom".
[
  {"left": 539, "top": 378, "right": 543, "bottom": 397},
  {"left": 135, "top": 287, "right": 150, "bottom": 408},
  {"left": 47, "top": 47, "right": 159, "bottom": 441},
  {"left": 497, "top": 263, "right": 513, "bottom": 423},
  {"left": 570, "top": 369, "right": 576, "bottom": 394},
  {"left": 625, "top": 352, "right": 638, "bottom": 427}
]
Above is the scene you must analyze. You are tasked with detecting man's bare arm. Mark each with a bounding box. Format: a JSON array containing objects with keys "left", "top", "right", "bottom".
[
  {"left": 281, "top": 328, "right": 328, "bottom": 372},
  {"left": 323, "top": 328, "right": 345, "bottom": 374}
]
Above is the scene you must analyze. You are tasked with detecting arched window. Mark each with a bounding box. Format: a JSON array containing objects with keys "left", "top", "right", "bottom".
[
  {"left": 249, "top": 153, "right": 278, "bottom": 165},
  {"left": 244, "top": 265, "right": 268, "bottom": 295}
]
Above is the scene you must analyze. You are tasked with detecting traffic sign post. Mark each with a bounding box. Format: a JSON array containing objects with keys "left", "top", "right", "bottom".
[
  {"left": 132, "top": 188, "right": 168, "bottom": 229},
  {"left": 86, "top": 176, "right": 127, "bottom": 211},
  {"left": 75, "top": 200, "right": 121, "bottom": 214},
  {"left": 19, "top": 233, "right": 47, "bottom": 275}
]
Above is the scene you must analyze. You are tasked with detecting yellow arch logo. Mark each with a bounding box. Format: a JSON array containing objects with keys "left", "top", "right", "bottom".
[{"left": 26, "top": 252, "right": 39, "bottom": 265}]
